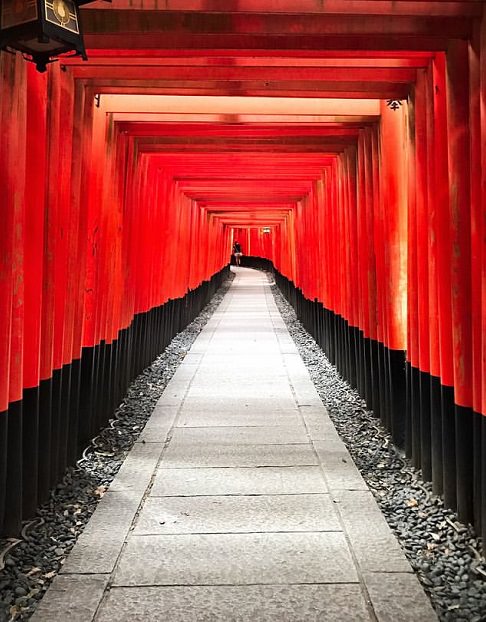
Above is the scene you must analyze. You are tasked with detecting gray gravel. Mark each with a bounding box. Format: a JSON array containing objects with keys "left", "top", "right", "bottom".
[
  {"left": 0, "top": 274, "right": 234, "bottom": 622},
  {"left": 269, "top": 277, "right": 486, "bottom": 622}
]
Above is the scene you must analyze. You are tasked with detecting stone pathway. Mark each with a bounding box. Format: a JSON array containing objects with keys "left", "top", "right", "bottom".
[{"left": 32, "top": 268, "right": 437, "bottom": 622}]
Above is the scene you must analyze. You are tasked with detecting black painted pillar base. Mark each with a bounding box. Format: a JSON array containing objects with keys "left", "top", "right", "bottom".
[
  {"left": 363, "top": 337, "right": 373, "bottom": 411},
  {"left": 78, "top": 345, "right": 96, "bottom": 453},
  {"left": 22, "top": 386, "right": 40, "bottom": 518},
  {"left": 50, "top": 368, "right": 62, "bottom": 487},
  {"left": 410, "top": 365, "right": 422, "bottom": 470},
  {"left": 473, "top": 411, "right": 482, "bottom": 534},
  {"left": 481, "top": 415, "right": 486, "bottom": 544},
  {"left": 67, "top": 359, "right": 81, "bottom": 466},
  {"left": 455, "top": 404, "right": 474, "bottom": 524},
  {"left": 404, "top": 362, "right": 413, "bottom": 459},
  {"left": 4, "top": 401, "right": 22, "bottom": 535},
  {"left": 58, "top": 364, "right": 72, "bottom": 480},
  {"left": 38, "top": 377, "right": 52, "bottom": 504},
  {"left": 389, "top": 349, "right": 406, "bottom": 448},
  {"left": 369, "top": 339, "right": 380, "bottom": 416},
  {"left": 0, "top": 412, "right": 7, "bottom": 534},
  {"left": 419, "top": 369, "right": 432, "bottom": 482},
  {"left": 441, "top": 385, "right": 457, "bottom": 511},
  {"left": 430, "top": 375, "right": 443, "bottom": 495}
]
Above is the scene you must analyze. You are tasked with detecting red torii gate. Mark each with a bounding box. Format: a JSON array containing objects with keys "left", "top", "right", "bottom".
[{"left": 0, "top": 0, "right": 485, "bottom": 546}]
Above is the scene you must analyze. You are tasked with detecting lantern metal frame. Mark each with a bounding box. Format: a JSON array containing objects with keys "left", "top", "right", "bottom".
[{"left": 0, "top": 0, "right": 109, "bottom": 72}]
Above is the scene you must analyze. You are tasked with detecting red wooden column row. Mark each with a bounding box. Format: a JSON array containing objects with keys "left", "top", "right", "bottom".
[
  {"left": 257, "top": 42, "right": 485, "bottom": 532},
  {"left": 0, "top": 54, "right": 27, "bottom": 533},
  {"left": 481, "top": 11, "right": 486, "bottom": 542},
  {"left": 0, "top": 59, "right": 230, "bottom": 533}
]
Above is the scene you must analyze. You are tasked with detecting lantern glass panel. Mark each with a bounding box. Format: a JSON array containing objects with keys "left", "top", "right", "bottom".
[{"left": 44, "top": 0, "right": 80, "bottom": 35}]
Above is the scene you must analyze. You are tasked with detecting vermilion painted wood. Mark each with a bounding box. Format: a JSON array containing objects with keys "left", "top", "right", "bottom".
[
  {"left": 379, "top": 103, "right": 408, "bottom": 352},
  {"left": 432, "top": 54, "right": 454, "bottom": 390},
  {"left": 356, "top": 133, "right": 369, "bottom": 339},
  {"left": 371, "top": 126, "right": 384, "bottom": 348},
  {"left": 81, "top": 99, "right": 104, "bottom": 349},
  {"left": 24, "top": 67, "right": 47, "bottom": 390},
  {"left": 39, "top": 66, "right": 61, "bottom": 382},
  {"left": 8, "top": 58, "right": 27, "bottom": 405},
  {"left": 446, "top": 40, "right": 473, "bottom": 410},
  {"left": 0, "top": 57, "right": 21, "bottom": 405},
  {"left": 365, "top": 128, "right": 378, "bottom": 343},
  {"left": 469, "top": 27, "right": 483, "bottom": 417},
  {"left": 71, "top": 87, "right": 95, "bottom": 357},
  {"left": 53, "top": 71, "right": 75, "bottom": 371},
  {"left": 80, "top": 11, "right": 474, "bottom": 42},
  {"left": 83, "top": 35, "right": 456, "bottom": 54},
  {"left": 81, "top": 1, "right": 482, "bottom": 17},
  {"left": 64, "top": 81, "right": 87, "bottom": 364},
  {"left": 425, "top": 65, "right": 440, "bottom": 381},
  {"left": 406, "top": 89, "right": 419, "bottom": 372},
  {"left": 481, "top": 13, "right": 486, "bottom": 418},
  {"left": 415, "top": 68, "right": 431, "bottom": 376}
]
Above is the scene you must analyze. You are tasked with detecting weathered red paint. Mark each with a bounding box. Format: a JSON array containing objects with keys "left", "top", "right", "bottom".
[{"left": 446, "top": 40, "right": 473, "bottom": 410}]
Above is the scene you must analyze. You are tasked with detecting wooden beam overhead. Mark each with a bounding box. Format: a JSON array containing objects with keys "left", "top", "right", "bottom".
[
  {"left": 81, "top": 10, "right": 473, "bottom": 40},
  {"left": 81, "top": 1, "right": 483, "bottom": 17}
]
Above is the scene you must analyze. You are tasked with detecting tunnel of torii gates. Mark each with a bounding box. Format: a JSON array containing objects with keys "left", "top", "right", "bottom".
[{"left": 0, "top": 0, "right": 486, "bottom": 544}]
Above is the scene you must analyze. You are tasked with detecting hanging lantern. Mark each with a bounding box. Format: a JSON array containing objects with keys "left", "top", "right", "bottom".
[
  {"left": 386, "top": 99, "right": 403, "bottom": 111},
  {"left": 0, "top": 0, "right": 92, "bottom": 72}
]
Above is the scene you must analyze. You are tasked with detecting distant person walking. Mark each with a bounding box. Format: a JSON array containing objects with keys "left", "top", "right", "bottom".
[{"left": 233, "top": 241, "right": 242, "bottom": 266}]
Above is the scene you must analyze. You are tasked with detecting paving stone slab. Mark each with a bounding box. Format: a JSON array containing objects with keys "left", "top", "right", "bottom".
[
  {"left": 335, "top": 491, "right": 411, "bottom": 573},
  {"left": 283, "top": 366, "right": 322, "bottom": 402},
  {"left": 61, "top": 492, "right": 142, "bottom": 574},
  {"left": 109, "top": 442, "right": 164, "bottom": 493},
  {"left": 190, "top": 370, "right": 288, "bottom": 383},
  {"left": 113, "top": 532, "right": 358, "bottom": 586},
  {"left": 180, "top": 397, "right": 297, "bottom": 413},
  {"left": 300, "top": 412, "right": 341, "bottom": 442},
  {"left": 186, "top": 384, "right": 294, "bottom": 400},
  {"left": 133, "top": 494, "right": 341, "bottom": 534},
  {"left": 160, "top": 442, "right": 319, "bottom": 468},
  {"left": 199, "top": 354, "right": 285, "bottom": 368},
  {"left": 153, "top": 393, "right": 186, "bottom": 408},
  {"left": 292, "top": 394, "right": 325, "bottom": 408},
  {"left": 95, "top": 584, "right": 372, "bottom": 622},
  {"left": 364, "top": 572, "right": 438, "bottom": 622},
  {"left": 136, "top": 405, "right": 179, "bottom": 443},
  {"left": 177, "top": 410, "right": 302, "bottom": 428},
  {"left": 282, "top": 352, "right": 308, "bottom": 367},
  {"left": 209, "top": 326, "right": 276, "bottom": 334},
  {"left": 157, "top": 382, "right": 191, "bottom": 400},
  {"left": 151, "top": 466, "right": 328, "bottom": 496},
  {"left": 169, "top": 425, "right": 309, "bottom": 446},
  {"left": 205, "top": 338, "right": 280, "bottom": 348},
  {"left": 278, "top": 346, "right": 300, "bottom": 356},
  {"left": 170, "top": 360, "right": 200, "bottom": 378},
  {"left": 313, "top": 440, "right": 369, "bottom": 491},
  {"left": 178, "top": 352, "right": 203, "bottom": 365},
  {"left": 137, "top": 423, "right": 175, "bottom": 443},
  {"left": 30, "top": 575, "right": 109, "bottom": 622},
  {"left": 145, "top": 402, "right": 179, "bottom": 420}
]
